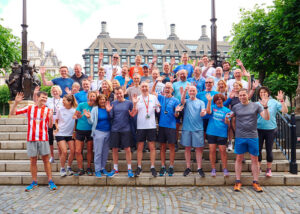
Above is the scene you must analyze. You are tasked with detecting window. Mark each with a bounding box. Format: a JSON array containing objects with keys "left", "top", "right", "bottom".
[
  {"left": 103, "top": 56, "right": 109, "bottom": 64},
  {"left": 186, "top": 45, "right": 198, "bottom": 51},
  {"left": 157, "top": 50, "right": 162, "bottom": 55},
  {"left": 112, "top": 48, "right": 117, "bottom": 53},
  {"left": 157, "top": 56, "right": 162, "bottom": 64},
  {"left": 131, "top": 49, "right": 135, "bottom": 54},
  {"left": 200, "top": 50, "right": 204, "bottom": 55},
  {"left": 148, "top": 50, "right": 153, "bottom": 55},
  {"left": 139, "top": 49, "right": 144, "bottom": 54},
  {"left": 166, "top": 56, "right": 170, "bottom": 62},
  {"left": 122, "top": 49, "right": 127, "bottom": 54},
  {"left": 85, "top": 57, "right": 90, "bottom": 64},
  {"left": 152, "top": 44, "right": 165, "bottom": 50},
  {"left": 130, "top": 56, "right": 135, "bottom": 64},
  {"left": 85, "top": 67, "right": 90, "bottom": 72},
  {"left": 121, "top": 56, "right": 127, "bottom": 64},
  {"left": 103, "top": 49, "right": 108, "bottom": 54},
  {"left": 175, "top": 56, "right": 180, "bottom": 64},
  {"left": 223, "top": 51, "right": 228, "bottom": 55},
  {"left": 93, "top": 57, "right": 99, "bottom": 63},
  {"left": 85, "top": 49, "right": 90, "bottom": 54},
  {"left": 94, "top": 67, "right": 98, "bottom": 72},
  {"left": 166, "top": 49, "right": 170, "bottom": 55},
  {"left": 174, "top": 50, "right": 179, "bottom": 55},
  {"left": 94, "top": 49, "right": 99, "bottom": 54},
  {"left": 191, "top": 51, "right": 196, "bottom": 55}
]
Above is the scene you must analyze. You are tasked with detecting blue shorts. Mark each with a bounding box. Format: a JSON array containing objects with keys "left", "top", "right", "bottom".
[
  {"left": 180, "top": 130, "right": 204, "bottom": 148},
  {"left": 234, "top": 138, "right": 259, "bottom": 156}
]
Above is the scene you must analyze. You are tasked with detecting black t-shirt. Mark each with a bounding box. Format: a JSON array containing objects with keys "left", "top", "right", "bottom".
[{"left": 71, "top": 73, "right": 88, "bottom": 90}]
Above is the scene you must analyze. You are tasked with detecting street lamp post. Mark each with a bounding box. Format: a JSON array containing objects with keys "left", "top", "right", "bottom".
[{"left": 210, "top": 0, "right": 218, "bottom": 67}]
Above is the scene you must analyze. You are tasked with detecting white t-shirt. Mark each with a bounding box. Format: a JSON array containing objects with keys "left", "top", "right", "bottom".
[
  {"left": 202, "top": 66, "right": 216, "bottom": 77},
  {"left": 137, "top": 94, "right": 160, "bottom": 129},
  {"left": 227, "top": 79, "right": 248, "bottom": 92},
  {"left": 55, "top": 106, "right": 76, "bottom": 136},
  {"left": 46, "top": 97, "right": 63, "bottom": 121},
  {"left": 104, "top": 64, "right": 122, "bottom": 80},
  {"left": 148, "top": 82, "right": 165, "bottom": 95},
  {"left": 91, "top": 79, "right": 103, "bottom": 91}
]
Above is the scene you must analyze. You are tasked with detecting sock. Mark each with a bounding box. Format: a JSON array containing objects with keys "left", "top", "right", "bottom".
[
  {"left": 169, "top": 165, "right": 173, "bottom": 168},
  {"left": 61, "top": 167, "right": 65, "bottom": 170},
  {"left": 198, "top": 168, "right": 202, "bottom": 170},
  {"left": 128, "top": 164, "right": 132, "bottom": 170},
  {"left": 114, "top": 164, "right": 118, "bottom": 171},
  {"left": 161, "top": 165, "right": 166, "bottom": 168},
  {"left": 236, "top": 180, "right": 241, "bottom": 183},
  {"left": 151, "top": 165, "right": 155, "bottom": 169},
  {"left": 67, "top": 166, "right": 71, "bottom": 169},
  {"left": 138, "top": 165, "right": 142, "bottom": 168}
]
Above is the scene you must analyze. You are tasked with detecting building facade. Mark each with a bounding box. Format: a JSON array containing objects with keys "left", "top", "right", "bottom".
[
  {"left": 83, "top": 22, "right": 231, "bottom": 78},
  {"left": 28, "top": 41, "right": 62, "bottom": 76}
]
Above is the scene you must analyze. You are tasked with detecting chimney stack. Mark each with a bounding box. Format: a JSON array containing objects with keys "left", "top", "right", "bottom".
[
  {"left": 40, "top": 42, "right": 45, "bottom": 59},
  {"left": 135, "top": 22, "right": 147, "bottom": 39},
  {"left": 98, "top": 21, "right": 110, "bottom": 38},
  {"left": 199, "top": 25, "right": 209, "bottom": 41},
  {"left": 101, "top": 21, "right": 107, "bottom": 33},
  {"left": 167, "top": 23, "right": 179, "bottom": 40}
]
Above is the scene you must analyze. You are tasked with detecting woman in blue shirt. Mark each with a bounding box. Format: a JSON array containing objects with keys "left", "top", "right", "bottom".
[
  {"left": 206, "top": 93, "right": 231, "bottom": 177},
  {"left": 85, "top": 94, "right": 111, "bottom": 178},
  {"left": 256, "top": 87, "right": 288, "bottom": 177}
]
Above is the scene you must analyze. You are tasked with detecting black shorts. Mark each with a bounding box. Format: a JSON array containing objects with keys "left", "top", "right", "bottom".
[
  {"left": 48, "top": 125, "right": 56, "bottom": 145},
  {"left": 158, "top": 127, "right": 176, "bottom": 144},
  {"left": 55, "top": 136, "right": 73, "bottom": 142},
  {"left": 76, "top": 130, "right": 93, "bottom": 142},
  {"left": 136, "top": 129, "right": 157, "bottom": 142},
  {"left": 110, "top": 131, "right": 132, "bottom": 148},
  {"left": 207, "top": 134, "right": 227, "bottom": 145},
  {"left": 203, "top": 119, "right": 209, "bottom": 132}
]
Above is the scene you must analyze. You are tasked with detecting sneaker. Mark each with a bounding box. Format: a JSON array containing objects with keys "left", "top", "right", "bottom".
[
  {"left": 234, "top": 182, "right": 242, "bottom": 192},
  {"left": 168, "top": 167, "right": 174, "bottom": 177},
  {"left": 227, "top": 142, "right": 233, "bottom": 151},
  {"left": 223, "top": 168, "right": 229, "bottom": 177},
  {"left": 128, "top": 169, "right": 134, "bottom": 178},
  {"left": 159, "top": 167, "right": 167, "bottom": 176},
  {"left": 211, "top": 168, "right": 216, "bottom": 177},
  {"left": 25, "top": 181, "right": 38, "bottom": 192},
  {"left": 49, "top": 156, "right": 55, "bottom": 163},
  {"left": 107, "top": 169, "right": 119, "bottom": 177},
  {"left": 95, "top": 171, "right": 102, "bottom": 178},
  {"left": 100, "top": 169, "right": 109, "bottom": 176},
  {"left": 86, "top": 168, "right": 93, "bottom": 176},
  {"left": 74, "top": 169, "right": 85, "bottom": 176},
  {"left": 266, "top": 168, "right": 272, "bottom": 177},
  {"left": 183, "top": 168, "right": 192, "bottom": 177},
  {"left": 135, "top": 167, "right": 142, "bottom": 177},
  {"left": 66, "top": 167, "right": 73, "bottom": 176},
  {"left": 60, "top": 168, "right": 67, "bottom": 177},
  {"left": 198, "top": 168, "right": 205, "bottom": 177},
  {"left": 151, "top": 168, "right": 157, "bottom": 177},
  {"left": 242, "top": 158, "right": 246, "bottom": 164},
  {"left": 48, "top": 180, "right": 57, "bottom": 190},
  {"left": 253, "top": 182, "right": 263, "bottom": 192}
]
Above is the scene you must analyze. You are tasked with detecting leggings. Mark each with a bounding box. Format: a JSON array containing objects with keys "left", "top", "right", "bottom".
[
  {"left": 258, "top": 129, "right": 276, "bottom": 163},
  {"left": 93, "top": 130, "right": 110, "bottom": 172}
]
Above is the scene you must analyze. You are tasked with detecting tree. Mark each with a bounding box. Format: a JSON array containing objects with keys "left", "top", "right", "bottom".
[
  {"left": 229, "top": 0, "right": 300, "bottom": 99},
  {"left": 0, "top": 19, "right": 21, "bottom": 72}
]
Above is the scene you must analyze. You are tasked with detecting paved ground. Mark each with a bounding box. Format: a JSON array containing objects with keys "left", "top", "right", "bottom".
[{"left": 1, "top": 186, "right": 300, "bottom": 214}]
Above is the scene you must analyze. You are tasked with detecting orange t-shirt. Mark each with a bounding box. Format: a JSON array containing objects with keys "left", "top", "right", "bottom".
[{"left": 129, "top": 66, "right": 144, "bottom": 79}]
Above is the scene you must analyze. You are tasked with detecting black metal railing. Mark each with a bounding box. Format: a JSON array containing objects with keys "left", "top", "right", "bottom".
[{"left": 275, "top": 113, "right": 298, "bottom": 174}]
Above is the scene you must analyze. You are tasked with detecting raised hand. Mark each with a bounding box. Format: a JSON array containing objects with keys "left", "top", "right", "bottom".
[
  {"left": 65, "top": 87, "right": 71, "bottom": 95},
  {"left": 40, "top": 66, "right": 46, "bottom": 75},
  {"left": 260, "top": 97, "right": 269, "bottom": 107},
  {"left": 105, "top": 101, "right": 113, "bottom": 112},
  {"left": 169, "top": 75, "right": 175, "bottom": 83},
  {"left": 206, "top": 94, "right": 213, "bottom": 102},
  {"left": 192, "top": 59, "right": 196, "bottom": 67},
  {"left": 125, "top": 76, "right": 131, "bottom": 83},
  {"left": 99, "top": 52, "right": 104, "bottom": 60},
  {"left": 73, "top": 111, "right": 82, "bottom": 119},
  {"left": 170, "top": 57, "right": 175, "bottom": 65},
  {"left": 236, "top": 59, "right": 243, "bottom": 67},
  {"left": 152, "top": 56, "right": 157, "bottom": 64},
  {"left": 276, "top": 90, "right": 285, "bottom": 102},
  {"left": 200, "top": 109, "right": 206, "bottom": 117},
  {"left": 112, "top": 68, "right": 118, "bottom": 77},
  {"left": 132, "top": 94, "right": 139, "bottom": 105},
  {"left": 15, "top": 92, "right": 24, "bottom": 103},
  {"left": 83, "top": 109, "right": 91, "bottom": 118},
  {"left": 252, "top": 80, "right": 260, "bottom": 89},
  {"left": 175, "top": 105, "right": 184, "bottom": 112},
  {"left": 185, "top": 84, "right": 190, "bottom": 92},
  {"left": 197, "top": 59, "right": 203, "bottom": 66}
]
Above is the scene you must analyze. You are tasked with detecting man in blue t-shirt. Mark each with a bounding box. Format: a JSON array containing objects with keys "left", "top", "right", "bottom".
[
  {"left": 114, "top": 65, "right": 133, "bottom": 88},
  {"left": 172, "top": 53, "right": 194, "bottom": 78},
  {"left": 40, "top": 66, "right": 74, "bottom": 97},
  {"left": 154, "top": 82, "right": 181, "bottom": 177},
  {"left": 74, "top": 79, "right": 90, "bottom": 104}
]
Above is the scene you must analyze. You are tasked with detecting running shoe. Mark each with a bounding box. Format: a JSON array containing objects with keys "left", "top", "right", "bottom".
[
  {"left": 159, "top": 167, "right": 167, "bottom": 176},
  {"left": 183, "top": 168, "right": 191, "bottom": 177},
  {"left": 49, "top": 156, "right": 55, "bottom": 163},
  {"left": 128, "top": 169, "right": 134, "bottom": 178},
  {"left": 253, "top": 182, "right": 263, "bottom": 192},
  {"left": 151, "top": 168, "right": 157, "bottom": 177},
  {"left": 242, "top": 158, "right": 246, "bottom": 164},
  {"left": 95, "top": 171, "right": 102, "bottom": 178},
  {"left": 135, "top": 167, "right": 142, "bottom": 177},
  {"left": 107, "top": 169, "right": 119, "bottom": 177},
  {"left": 211, "top": 168, "right": 216, "bottom": 177},
  {"left": 266, "top": 168, "right": 272, "bottom": 177},
  {"left": 86, "top": 168, "right": 93, "bottom": 176},
  {"left": 66, "top": 167, "right": 73, "bottom": 176},
  {"left": 48, "top": 180, "right": 57, "bottom": 191},
  {"left": 74, "top": 169, "right": 85, "bottom": 176},
  {"left": 25, "top": 181, "right": 38, "bottom": 192},
  {"left": 168, "top": 167, "right": 174, "bottom": 177},
  {"left": 234, "top": 182, "right": 242, "bottom": 192},
  {"left": 60, "top": 168, "right": 67, "bottom": 177},
  {"left": 227, "top": 142, "right": 233, "bottom": 151},
  {"left": 101, "top": 169, "right": 109, "bottom": 176},
  {"left": 223, "top": 168, "right": 229, "bottom": 177},
  {"left": 198, "top": 168, "right": 205, "bottom": 177}
]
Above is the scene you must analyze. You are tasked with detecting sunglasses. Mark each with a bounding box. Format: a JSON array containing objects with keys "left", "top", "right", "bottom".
[
  {"left": 205, "top": 82, "right": 213, "bottom": 84},
  {"left": 113, "top": 57, "right": 119, "bottom": 59}
]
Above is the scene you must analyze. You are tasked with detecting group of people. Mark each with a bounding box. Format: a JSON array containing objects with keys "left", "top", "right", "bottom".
[{"left": 10, "top": 53, "right": 288, "bottom": 193}]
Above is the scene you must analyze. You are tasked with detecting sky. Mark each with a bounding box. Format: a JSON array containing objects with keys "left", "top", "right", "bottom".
[{"left": 0, "top": 0, "right": 274, "bottom": 68}]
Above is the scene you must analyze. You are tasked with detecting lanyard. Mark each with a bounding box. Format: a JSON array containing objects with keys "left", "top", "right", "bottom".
[
  {"left": 53, "top": 98, "right": 61, "bottom": 113},
  {"left": 142, "top": 95, "right": 150, "bottom": 114},
  {"left": 164, "top": 96, "right": 172, "bottom": 112}
]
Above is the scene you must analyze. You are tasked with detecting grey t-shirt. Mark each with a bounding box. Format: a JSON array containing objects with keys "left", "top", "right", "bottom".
[
  {"left": 232, "top": 102, "right": 263, "bottom": 138},
  {"left": 109, "top": 100, "right": 133, "bottom": 132},
  {"left": 141, "top": 76, "right": 153, "bottom": 83},
  {"left": 126, "top": 86, "right": 141, "bottom": 101}
]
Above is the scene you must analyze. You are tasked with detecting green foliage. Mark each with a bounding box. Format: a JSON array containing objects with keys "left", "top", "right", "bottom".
[
  {"left": 0, "top": 85, "right": 10, "bottom": 104},
  {"left": 229, "top": 0, "right": 299, "bottom": 97},
  {"left": 0, "top": 19, "right": 21, "bottom": 73},
  {"left": 40, "top": 85, "right": 52, "bottom": 97}
]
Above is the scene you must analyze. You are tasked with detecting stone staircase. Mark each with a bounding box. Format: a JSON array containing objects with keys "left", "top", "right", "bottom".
[{"left": 0, "top": 118, "right": 299, "bottom": 186}]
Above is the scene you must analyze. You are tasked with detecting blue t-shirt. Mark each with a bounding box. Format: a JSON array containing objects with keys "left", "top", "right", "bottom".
[
  {"left": 206, "top": 104, "right": 231, "bottom": 138},
  {"left": 96, "top": 108, "right": 111, "bottom": 132},
  {"left": 173, "top": 81, "right": 189, "bottom": 101},
  {"left": 196, "top": 90, "right": 219, "bottom": 119},
  {"left": 114, "top": 76, "right": 133, "bottom": 88},
  {"left": 182, "top": 99, "right": 205, "bottom": 131},
  {"left": 75, "top": 91, "right": 88, "bottom": 104},
  {"left": 173, "top": 64, "right": 194, "bottom": 78},
  {"left": 257, "top": 99, "right": 282, "bottom": 130},
  {"left": 76, "top": 102, "right": 93, "bottom": 131},
  {"left": 187, "top": 77, "right": 205, "bottom": 95},
  {"left": 51, "top": 77, "right": 74, "bottom": 97},
  {"left": 109, "top": 100, "right": 133, "bottom": 132},
  {"left": 158, "top": 95, "right": 180, "bottom": 129}
]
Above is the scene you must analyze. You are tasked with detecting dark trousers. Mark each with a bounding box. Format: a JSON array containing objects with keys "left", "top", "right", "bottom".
[{"left": 258, "top": 129, "right": 276, "bottom": 162}]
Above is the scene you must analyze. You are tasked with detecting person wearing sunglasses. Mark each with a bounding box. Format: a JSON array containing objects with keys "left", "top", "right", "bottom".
[{"left": 98, "top": 53, "right": 122, "bottom": 81}]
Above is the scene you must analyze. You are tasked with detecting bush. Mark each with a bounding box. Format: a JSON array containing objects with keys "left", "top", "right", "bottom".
[
  {"left": 40, "top": 85, "right": 52, "bottom": 97},
  {"left": 0, "top": 85, "right": 10, "bottom": 104}
]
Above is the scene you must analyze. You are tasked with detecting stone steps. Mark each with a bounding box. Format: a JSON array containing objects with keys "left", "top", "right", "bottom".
[{"left": 0, "top": 171, "right": 299, "bottom": 186}]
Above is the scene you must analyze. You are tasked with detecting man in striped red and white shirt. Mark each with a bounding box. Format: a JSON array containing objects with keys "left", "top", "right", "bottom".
[{"left": 10, "top": 91, "right": 57, "bottom": 191}]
